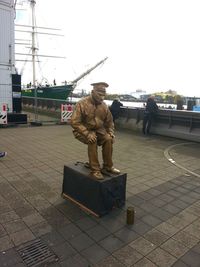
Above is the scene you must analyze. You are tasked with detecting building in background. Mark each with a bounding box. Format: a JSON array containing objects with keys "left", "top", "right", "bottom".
[
  {"left": 131, "top": 89, "right": 146, "bottom": 99},
  {"left": 0, "top": 0, "right": 15, "bottom": 111},
  {"left": 0, "top": 0, "right": 26, "bottom": 124}
]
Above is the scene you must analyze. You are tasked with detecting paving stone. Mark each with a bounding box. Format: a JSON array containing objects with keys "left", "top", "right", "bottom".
[
  {"left": 134, "top": 257, "right": 158, "bottom": 267},
  {"left": 174, "top": 187, "right": 190, "bottom": 194},
  {"left": 0, "top": 235, "right": 14, "bottom": 252},
  {"left": 134, "top": 207, "right": 146, "bottom": 219},
  {"left": 81, "top": 243, "right": 109, "bottom": 265},
  {"left": 129, "top": 237, "right": 156, "bottom": 255},
  {"left": 180, "top": 250, "right": 200, "bottom": 267},
  {"left": 146, "top": 188, "right": 162, "bottom": 196},
  {"left": 114, "top": 227, "right": 139, "bottom": 244},
  {"left": 100, "top": 218, "right": 125, "bottom": 233},
  {"left": 9, "top": 262, "right": 26, "bottom": 267},
  {"left": 172, "top": 231, "right": 199, "bottom": 248},
  {"left": 184, "top": 224, "right": 200, "bottom": 239},
  {"left": 152, "top": 208, "right": 172, "bottom": 221},
  {"left": 30, "top": 220, "right": 52, "bottom": 237},
  {"left": 186, "top": 205, "right": 200, "bottom": 217},
  {"left": 176, "top": 210, "right": 198, "bottom": 223},
  {"left": 9, "top": 228, "right": 35, "bottom": 246},
  {"left": 182, "top": 183, "right": 197, "bottom": 190},
  {"left": 86, "top": 224, "right": 110, "bottom": 242},
  {"left": 43, "top": 213, "right": 70, "bottom": 229},
  {"left": 99, "top": 235, "right": 124, "bottom": 253},
  {"left": 0, "top": 248, "right": 23, "bottom": 266},
  {"left": 0, "top": 224, "right": 7, "bottom": 238},
  {"left": 69, "top": 232, "right": 95, "bottom": 251},
  {"left": 139, "top": 202, "right": 157, "bottom": 213},
  {"left": 175, "top": 176, "right": 191, "bottom": 183},
  {"left": 154, "top": 184, "right": 170, "bottom": 193},
  {"left": 131, "top": 220, "right": 152, "bottom": 235},
  {"left": 22, "top": 212, "right": 45, "bottom": 226},
  {"left": 141, "top": 214, "right": 162, "bottom": 227},
  {"left": 191, "top": 242, "right": 200, "bottom": 254},
  {"left": 75, "top": 216, "right": 98, "bottom": 231},
  {"left": 6, "top": 196, "right": 28, "bottom": 210},
  {"left": 40, "top": 230, "right": 65, "bottom": 247},
  {"left": 0, "top": 211, "right": 20, "bottom": 223},
  {"left": 127, "top": 195, "right": 145, "bottom": 206},
  {"left": 172, "top": 260, "right": 190, "bottom": 267},
  {"left": 146, "top": 247, "right": 177, "bottom": 267},
  {"left": 187, "top": 191, "right": 200, "bottom": 200},
  {"left": 113, "top": 245, "right": 143, "bottom": 266},
  {"left": 167, "top": 189, "right": 183, "bottom": 198},
  {"left": 162, "top": 203, "right": 182, "bottom": 215},
  {"left": 136, "top": 191, "right": 154, "bottom": 200},
  {"left": 0, "top": 204, "right": 12, "bottom": 215},
  {"left": 155, "top": 222, "right": 179, "bottom": 237},
  {"left": 14, "top": 204, "right": 36, "bottom": 218},
  {"left": 94, "top": 255, "right": 125, "bottom": 267},
  {"left": 158, "top": 194, "right": 175, "bottom": 203},
  {"left": 63, "top": 207, "right": 86, "bottom": 222},
  {"left": 149, "top": 197, "right": 167, "bottom": 208},
  {"left": 194, "top": 187, "right": 200, "bottom": 194},
  {"left": 58, "top": 223, "right": 82, "bottom": 240},
  {"left": 51, "top": 241, "right": 77, "bottom": 262},
  {"left": 161, "top": 238, "right": 189, "bottom": 258},
  {"left": 179, "top": 195, "right": 197, "bottom": 205},
  {"left": 144, "top": 228, "right": 169, "bottom": 246},
  {"left": 60, "top": 253, "right": 89, "bottom": 267},
  {"left": 166, "top": 216, "right": 191, "bottom": 230},
  {"left": 4, "top": 219, "right": 27, "bottom": 234},
  {"left": 170, "top": 179, "right": 185, "bottom": 186}
]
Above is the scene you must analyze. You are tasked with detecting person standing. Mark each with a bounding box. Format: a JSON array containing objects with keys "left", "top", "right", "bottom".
[
  {"left": 0, "top": 152, "right": 7, "bottom": 158},
  {"left": 110, "top": 98, "right": 123, "bottom": 122},
  {"left": 71, "top": 82, "right": 120, "bottom": 180},
  {"left": 142, "top": 95, "right": 158, "bottom": 135}
]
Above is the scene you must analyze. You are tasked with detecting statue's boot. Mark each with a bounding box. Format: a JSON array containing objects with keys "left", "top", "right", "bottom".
[
  {"left": 90, "top": 171, "right": 104, "bottom": 180},
  {"left": 102, "top": 166, "right": 120, "bottom": 175}
]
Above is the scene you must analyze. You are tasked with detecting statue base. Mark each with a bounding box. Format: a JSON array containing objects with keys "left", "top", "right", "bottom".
[{"left": 62, "top": 162, "right": 127, "bottom": 217}]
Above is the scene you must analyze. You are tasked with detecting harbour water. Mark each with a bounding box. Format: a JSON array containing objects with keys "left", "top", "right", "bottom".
[{"left": 68, "top": 97, "right": 182, "bottom": 109}]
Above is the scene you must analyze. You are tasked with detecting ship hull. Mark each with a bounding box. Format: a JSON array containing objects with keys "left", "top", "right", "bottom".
[{"left": 22, "top": 85, "right": 73, "bottom": 100}]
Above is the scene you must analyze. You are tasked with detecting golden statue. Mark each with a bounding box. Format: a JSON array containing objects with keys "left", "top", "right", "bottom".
[{"left": 71, "top": 82, "right": 120, "bottom": 180}]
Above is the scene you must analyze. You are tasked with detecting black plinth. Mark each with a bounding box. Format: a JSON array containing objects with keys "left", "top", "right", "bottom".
[{"left": 62, "top": 163, "right": 127, "bottom": 217}]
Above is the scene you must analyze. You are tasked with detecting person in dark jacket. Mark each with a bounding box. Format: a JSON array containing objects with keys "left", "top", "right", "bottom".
[
  {"left": 142, "top": 95, "right": 158, "bottom": 135},
  {"left": 0, "top": 152, "right": 7, "bottom": 158},
  {"left": 110, "top": 98, "right": 123, "bottom": 122}
]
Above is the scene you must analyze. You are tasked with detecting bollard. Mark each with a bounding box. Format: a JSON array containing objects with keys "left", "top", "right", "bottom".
[{"left": 126, "top": 206, "right": 134, "bottom": 225}]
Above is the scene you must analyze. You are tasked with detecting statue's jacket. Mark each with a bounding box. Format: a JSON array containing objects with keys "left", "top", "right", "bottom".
[{"left": 71, "top": 96, "right": 114, "bottom": 138}]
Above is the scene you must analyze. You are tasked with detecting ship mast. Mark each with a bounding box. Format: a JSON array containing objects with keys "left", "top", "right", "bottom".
[
  {"left": 71, "top": 57, "right": 108, "bottom": 84},
  {"left": 30, "top": 0, "right": 38, "bottom": 120}
]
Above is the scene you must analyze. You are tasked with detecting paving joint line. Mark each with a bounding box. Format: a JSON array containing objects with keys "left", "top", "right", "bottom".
[{"left": 164, "top": 142, "right": 200, "bottom": 178}]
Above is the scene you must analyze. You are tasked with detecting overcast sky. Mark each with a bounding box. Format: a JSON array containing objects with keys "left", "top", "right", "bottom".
[{"left": 15, "top": 0, "right": 200, "bottom": 97}]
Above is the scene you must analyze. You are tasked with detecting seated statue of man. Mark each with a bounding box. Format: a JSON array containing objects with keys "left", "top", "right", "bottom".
[{"left": 70, "top": 82, "right": 120, "bottom": 180}]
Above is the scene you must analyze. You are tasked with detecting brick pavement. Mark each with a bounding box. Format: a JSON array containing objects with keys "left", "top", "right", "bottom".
[{"left": 0, "top": 124, "right": 200, "bottom": 266}]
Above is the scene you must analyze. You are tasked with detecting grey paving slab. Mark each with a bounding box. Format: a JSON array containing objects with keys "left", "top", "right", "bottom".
[{"left": 0, "top": 124, "right": 200, "bottom": 266}]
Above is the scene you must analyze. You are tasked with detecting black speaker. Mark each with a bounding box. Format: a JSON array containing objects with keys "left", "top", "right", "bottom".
[
  {"left": 12, "top": 74, "right": 22, "bottom": 113},
  {"left": 62, "top": 163, "right": 127, "bottom": 217}
]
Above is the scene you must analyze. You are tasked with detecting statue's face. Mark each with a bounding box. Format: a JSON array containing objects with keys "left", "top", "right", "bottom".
[{"left": 92, "top": 90, "right": 106, "bottom": 104}]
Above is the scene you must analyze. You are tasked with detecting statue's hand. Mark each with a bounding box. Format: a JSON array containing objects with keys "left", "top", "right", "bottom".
[
  {"left": 87, "top": 132, "right": 97, "bottom": 143},
  {"left": 109, "top": 132, "right": 115, "bottom": 143},
  {"left": 109, "top": 132, "right": 115, "bottom": 139}
]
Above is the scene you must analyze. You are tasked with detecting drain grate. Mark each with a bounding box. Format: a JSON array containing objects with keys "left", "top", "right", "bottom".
[{"left": 16, "top": 238, "right": 59, "bottom": 267}]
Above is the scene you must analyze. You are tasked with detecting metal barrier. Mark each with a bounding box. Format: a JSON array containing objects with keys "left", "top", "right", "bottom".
[{"left": 116, "top": 107, "right": 200, "bottom": 142}]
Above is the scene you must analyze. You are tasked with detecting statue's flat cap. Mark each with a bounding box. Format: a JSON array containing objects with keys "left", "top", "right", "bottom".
[{"left": 91, "top": 82, "right": 109, "bottom": 88}]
